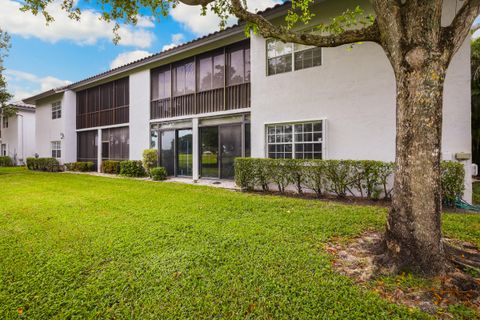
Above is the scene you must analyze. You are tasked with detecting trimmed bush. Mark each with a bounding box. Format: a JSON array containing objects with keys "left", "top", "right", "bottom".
[
  {"left": 142, "top": 149, "right": 158, "bottom": 175},
  {"left": 25, "top": 157, "right": 61, "bottom": 172},
  {"left": 102, "top": 160, "right": 121, "bottom": 174},
  {"left": 441, "top": 161, "right": 465, "bottom": 206},
  {"left": 234, "top": 158, "right": 464, "bottom": 203},
  {"left": 119, "top": 160, "right": 146, "bottom": 177},
  {"left": 0, "top": 156, "right": 13, "bottom": 167},
  {"left": 65, "top": 162, "right": 94, "bottom": 172},
  {"left": 303, "top": 160, "right": 327, "bottom": 198},
  {"left": 234, "top": 157, "right": 256, "bottom": 190},
  {"left": 150, "top": 167, "right": 168, "bottom": 181}
]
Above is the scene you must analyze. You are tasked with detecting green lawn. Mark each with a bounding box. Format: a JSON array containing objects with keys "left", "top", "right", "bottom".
[{"left": 0, "top": 168, "right": 479, "bottom": 319}]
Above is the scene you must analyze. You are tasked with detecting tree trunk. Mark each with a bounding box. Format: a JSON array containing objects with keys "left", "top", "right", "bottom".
[{"left": 385, "top": 49, "right": 448, "bottom": 276}]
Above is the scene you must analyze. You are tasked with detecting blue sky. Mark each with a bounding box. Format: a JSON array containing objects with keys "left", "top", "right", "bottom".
[{"left": 1, "top": 0, "right": 281, "bottom": 101}]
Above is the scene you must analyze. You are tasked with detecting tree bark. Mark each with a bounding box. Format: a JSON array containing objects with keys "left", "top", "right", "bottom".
[{"left": 385, "top": 50, "right": 448, "bottom": 275}]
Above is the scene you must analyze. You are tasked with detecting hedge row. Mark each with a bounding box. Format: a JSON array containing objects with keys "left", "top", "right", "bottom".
[
  {"left": 65, "top": 162, "right": 95, "bottom": 172},
  {"left": 26, "top": 157, "right": 61, "bottom": 172},
  {"left": 119, "top": 160, "right": 147, "bottom": 177},
  {"left": 102, "top": 160, "right": 121, "bottom": 174},
  {"left": 0, "top": 156, "right": 13, "bottom": 167},
  {"left": 234, "top": 158, "right": 465, "bottom": 203}
]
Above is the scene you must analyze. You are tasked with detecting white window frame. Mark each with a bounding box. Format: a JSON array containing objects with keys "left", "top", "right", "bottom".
[
  {"left": 266, "top": 39, "right": 323, "bottom": 76},
  {"left": 51, "top": 141, "right": 61, "bottom": 158},
  {"left": 264, "top": 119, "right": 327, "bottom": 159},
  {"left": 52, "top": 101, "right": 62, "bottom": 120}
]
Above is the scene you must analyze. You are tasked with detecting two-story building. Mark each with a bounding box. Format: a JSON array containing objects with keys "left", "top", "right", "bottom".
[
  {"left": 23, "top": 0, "right": 473, "bottom": 201},
  {"left": 0, "top": 102, "right": 36, "bottom": 165}
]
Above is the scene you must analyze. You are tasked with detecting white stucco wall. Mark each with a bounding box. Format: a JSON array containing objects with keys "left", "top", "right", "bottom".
[
  {"left": 0, "top": 110, "right": 36, "bottom": 164},
  {"left": 62, "top": 90, "right": 77, "bottom": 163},
  {"left": 35, "top": 93, "right": 67, "bottom": 163},
  {"left": 250, "top": 0, "right": 472, "bottom": 201},
  {"left": 129, "top": 70, "right": 151, "bottom": 160}
]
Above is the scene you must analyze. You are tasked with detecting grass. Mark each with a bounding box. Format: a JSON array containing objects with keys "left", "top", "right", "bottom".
[{"left": 0, "top": 167, "right": 479, "bottom": 319}]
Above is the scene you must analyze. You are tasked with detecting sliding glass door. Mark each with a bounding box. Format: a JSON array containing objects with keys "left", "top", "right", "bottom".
[
  {"left": 219, "top": 125, "right": 242, "bottom": 179},
  {"left": 200, "top": 124, "right": 243, "bottom": 179},
  {"left": 176, "top": 129, "right": 193, "bottom": 176},
  {"left": 160, "top": 130, "right": 175, "bottom": 176},
  {"left": 200, "top": 127, "right": 219, "bottom": 178}
]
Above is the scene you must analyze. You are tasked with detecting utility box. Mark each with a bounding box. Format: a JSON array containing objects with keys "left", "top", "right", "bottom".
[{"left": 455, "top": 152, "right": 471, "bottom": 161}]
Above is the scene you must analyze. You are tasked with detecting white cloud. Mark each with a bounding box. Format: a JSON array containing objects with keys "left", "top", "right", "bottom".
[
  {"left": 161, "top": 33, "right": 185, "bottom": 51},
  {"left": 5, "top": 69, "right": 71, "bottom": 101},
  {"left": 170, "top": 0, "right": 282, "bottom": 36},
  {"left": 0, "top": 0, "right": 155, "bottom": 48},
  {"left": 110, "top": 50, "right": 153, "bottom": 69}
]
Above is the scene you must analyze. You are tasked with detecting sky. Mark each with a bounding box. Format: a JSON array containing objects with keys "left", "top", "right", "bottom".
[{"left": 1, "top": 0, "right": 282, "bottom": 101}]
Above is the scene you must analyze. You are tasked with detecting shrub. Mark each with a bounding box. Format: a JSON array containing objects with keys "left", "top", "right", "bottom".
[
  {"left": 234, "top": 158, "right": 256, "bottom": 190},
  {"left": 271, "top": 159, "right": 292, "bottom": 193},
  {"left": 25, "top": 157, "right": 61, "bottom": 172},
  {"left": 441, "top": 161, "right": 465, "bottom": 206},
  {"left": 142, "top": 149, "right": 158, "bottom": 175},
  {"left": 234, "top": 158, "right": 465, "bottom": 204},
  {"left": 102, "top": 160, "right": 121, "bottom": 174},
  {"left": 0, "top": 156, "right": 13, "bottom": 167},
  {"left": 254, "top": 158, "right": 272, "bottom": 191},
  {"left": 65, "top": 162, "right": 94, "bottom": 172},
  {"left": 150, "top": 167, "right": 168, "bottom": 181},
  {"left": 303, "top": 160, "right": 327, "bottom": 198},
  {"left": 286, "top": 159, "right": 306, "bottom": 194},
  {"left": 120, "top": 160, "right": 146, "bottom": 177},
  {"left": 324, "top": 160, "right": 356, "bottom": 198},
  {"left": 353, "top": 161, "right": 394, "bottom": 200}
]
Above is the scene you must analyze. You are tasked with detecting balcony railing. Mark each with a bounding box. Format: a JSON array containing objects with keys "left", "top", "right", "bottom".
[
  {"left": 150, "top": 82, "right": 250, "bottom": 120},
  {"left": 77, "top": 105, "right": 129, "bottom": 129}
]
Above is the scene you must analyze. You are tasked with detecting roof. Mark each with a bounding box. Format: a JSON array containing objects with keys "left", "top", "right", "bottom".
[
  {"left": 23, "top": 1, "right": 291, "bottom": 104},
  {"left": 2, "top": 101, "right": 36, "bottom": 113}
]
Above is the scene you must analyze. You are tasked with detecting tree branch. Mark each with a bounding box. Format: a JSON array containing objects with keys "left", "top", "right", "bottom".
[
  {"left": 228, "top": 0, "right": 380, "bottom": 47},
  {"left": 443, "top": 0, "right": 480, "bottom": 55},
  {"left": 178, "top": 0, "right": 214, "bottom": 5}
]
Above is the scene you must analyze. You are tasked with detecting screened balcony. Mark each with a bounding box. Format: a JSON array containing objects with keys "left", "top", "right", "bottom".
[{"left": 151, "top": 40, "right": 251, "bottom": 120}]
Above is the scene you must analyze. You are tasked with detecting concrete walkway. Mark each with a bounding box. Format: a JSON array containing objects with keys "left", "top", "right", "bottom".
[{"left": 63, "top": 171, "right": 238, "bottom": 190}]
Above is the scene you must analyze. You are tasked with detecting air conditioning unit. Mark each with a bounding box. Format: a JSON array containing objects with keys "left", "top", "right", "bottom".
[{"left": 472, "top": 163, "right": 478, "bottom": 177}]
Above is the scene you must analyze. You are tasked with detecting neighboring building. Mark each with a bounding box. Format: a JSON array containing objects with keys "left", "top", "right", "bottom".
[
  {"left": 0, "top": 102, "right": 36, "bottom": 165},
  {"left": 23, "top": 0, "right": 473, "bottom": 201}
]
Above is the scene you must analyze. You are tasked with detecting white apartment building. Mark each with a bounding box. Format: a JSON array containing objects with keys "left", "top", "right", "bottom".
[
  {"left": 24, "top": 0, "right": 473, "bottom": 201},
  {"left": 0, "top": 102, "right": 36, "bottom": 165}
]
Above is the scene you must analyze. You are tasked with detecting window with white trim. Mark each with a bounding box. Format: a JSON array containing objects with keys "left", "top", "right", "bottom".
[
  {"left": 2, "top": 116, "right": 8, "bottom": 128},
  {"left": 266, "top": 121, "right": 324, "bottom": 159},
  {"left": 267, "top": 39, "right": 322, "bottom": 76},
  {"left": 51, "top": 141, "right": 61, "bottom": 158},
  {"left": 52, "top": 101, "right": 62, "bottom": 119}
]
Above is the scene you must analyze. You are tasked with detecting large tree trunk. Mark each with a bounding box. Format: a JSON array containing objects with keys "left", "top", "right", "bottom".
[{"left": 385, "top": 50, "right": 448, "bottom": 275}]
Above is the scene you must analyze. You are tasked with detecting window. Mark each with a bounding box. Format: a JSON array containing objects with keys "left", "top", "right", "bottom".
[
  {"left": 2, "top": 116, "right": 8, "bottom": 128},
  {"left": 266, "top": 39, "right": 322, "bottom": 76},
  {"left": 52, "top": 101, "right": 62, "bottom": 119},
  {"left": 173, "top": 60, "right": 195, "bottom": 96},
  {"left": 294, "top": 43, "right": 322, "bottom": 71},
  {"left": 152, "top": 68, "right": 171, "bottom": 100},
  {"left": 267, "top": 40, "right": 293, "bottom": 76},
  {"left": 197, "top": 52, "right": 224, "bottom": 91},
  {"left": 51, "top": 141, "right": 61, "bottom": 158},
  {"left": 227, "top": 46, "right": 251, "bottom": 86},
  {"left": 1, "top": 144, "right": 6, "bottom": 156},
  {"left": 266, "top": 121, "right": 324, "bottom": 159}
]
